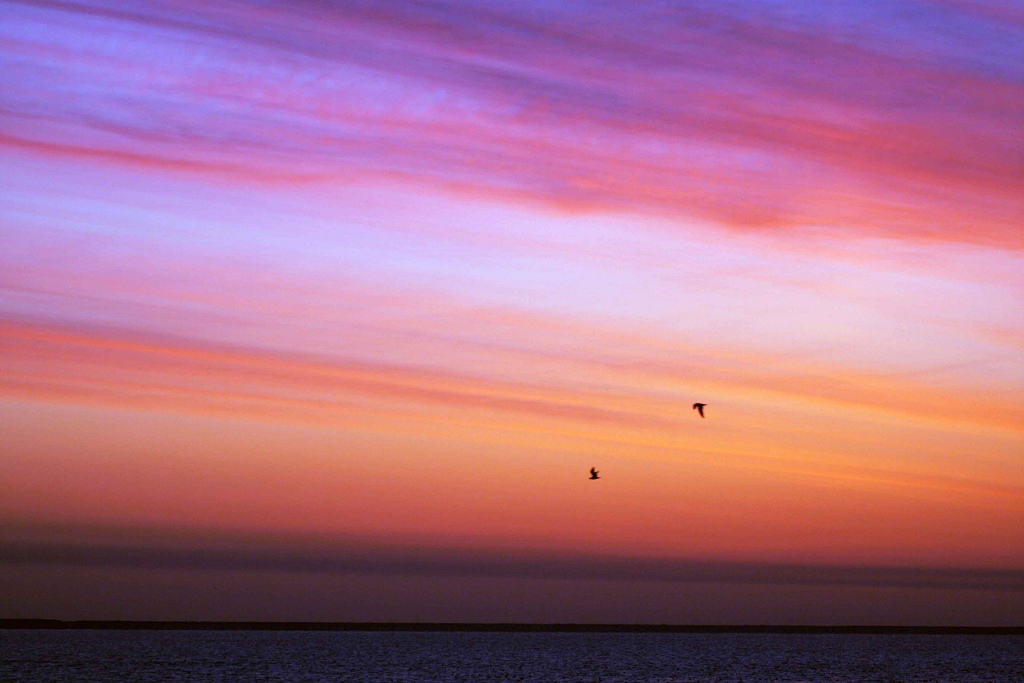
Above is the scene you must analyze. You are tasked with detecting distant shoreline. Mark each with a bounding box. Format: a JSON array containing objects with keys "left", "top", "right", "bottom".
[{"left": 2, "top": 620, "right": 1022, "bottom": 634}]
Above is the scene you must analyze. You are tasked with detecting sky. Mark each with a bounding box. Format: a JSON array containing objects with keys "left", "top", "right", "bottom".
[{"left": 1, "top": 0, "right": 1022, "bottom": 625}]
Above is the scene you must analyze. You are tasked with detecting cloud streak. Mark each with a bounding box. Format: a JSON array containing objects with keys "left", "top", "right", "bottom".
[
  {"left": 4, "top": 311, "right": 1022, "bottom": 439},
  {"left": 3, "top": 0, "right": 1021, "bottom": 245},
  {"left": 3, "top": 537, "right": 1022, "bottom": 591}
]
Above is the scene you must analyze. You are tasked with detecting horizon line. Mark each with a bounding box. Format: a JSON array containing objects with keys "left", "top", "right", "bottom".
[{"left": 3, "top": 620, "right": 1022, "bottom": 635}]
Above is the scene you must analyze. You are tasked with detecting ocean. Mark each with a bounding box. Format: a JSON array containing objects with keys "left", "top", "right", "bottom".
[{"left": 2, "top": 629, "right": 1022, "bottom": 682}]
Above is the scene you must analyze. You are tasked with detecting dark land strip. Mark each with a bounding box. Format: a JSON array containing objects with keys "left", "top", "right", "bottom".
[{"left": 2, "top": 620, "right": 1022, "bottom": 634}]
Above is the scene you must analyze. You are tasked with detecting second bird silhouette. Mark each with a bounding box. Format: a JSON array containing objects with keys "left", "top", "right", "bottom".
[
  {"left": 693, "top": 402, "right": 707, "bottom": 418},
  {"left": 589, "top": 467, "right": 600, "bottom": 480}
]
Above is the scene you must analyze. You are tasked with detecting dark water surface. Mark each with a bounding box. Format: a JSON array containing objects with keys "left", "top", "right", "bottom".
[{"left": 2, "top": 629, "right": 1022, "bottom": 682}]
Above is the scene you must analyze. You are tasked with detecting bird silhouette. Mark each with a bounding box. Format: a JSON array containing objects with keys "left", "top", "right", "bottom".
[
  {"left": 692, "top": 402, "right": 706, "bottom": 418},
  {"left": 589, "top": 467, "right": 600, "bottom": 480}
]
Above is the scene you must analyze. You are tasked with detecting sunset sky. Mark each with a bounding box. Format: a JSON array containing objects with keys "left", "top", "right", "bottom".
[{"left": 1, "top": 0, "right": 1022, "bottom": 625}]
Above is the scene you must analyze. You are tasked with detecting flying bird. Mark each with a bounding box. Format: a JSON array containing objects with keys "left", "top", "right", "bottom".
[
  {"left": 589, "top": 467, "right": 600, "bottom": 480},
  {"left": 692, "top": 402, "right": 707, "bottom": 418}
]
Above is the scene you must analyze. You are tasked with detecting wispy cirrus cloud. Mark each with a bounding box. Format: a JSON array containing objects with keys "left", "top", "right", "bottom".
[
  {"left": 3, "top": 0, "right": 1021, "bottom": 245},
  {"left": 3, "top": 310, "right": 1022, "bottom": 450}
]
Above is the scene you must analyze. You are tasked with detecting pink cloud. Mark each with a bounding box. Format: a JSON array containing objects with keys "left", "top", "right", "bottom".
[{"left": 3, "top": 0, "right": 1020, "bottom": 246}]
